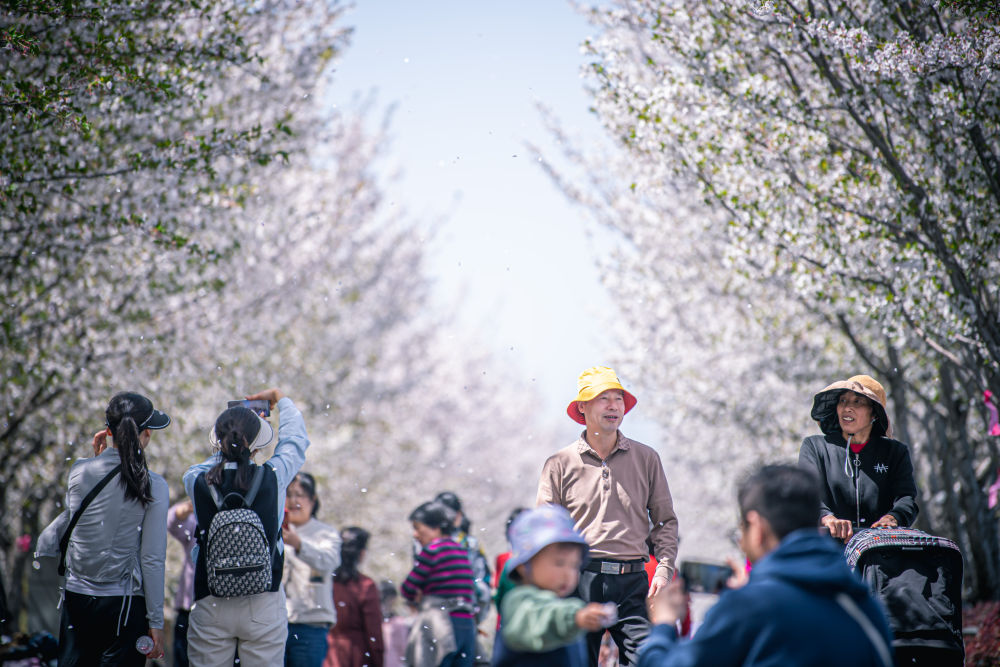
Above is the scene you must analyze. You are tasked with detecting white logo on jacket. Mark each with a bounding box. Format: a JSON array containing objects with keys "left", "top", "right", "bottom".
[{"left": 874, "top": 463, "right": 889, "bottom": 474}]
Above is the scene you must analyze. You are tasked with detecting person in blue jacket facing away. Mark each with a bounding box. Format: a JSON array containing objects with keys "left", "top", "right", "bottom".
[{"left": 639, "top": 464, "right": 894, "bottom": 667}]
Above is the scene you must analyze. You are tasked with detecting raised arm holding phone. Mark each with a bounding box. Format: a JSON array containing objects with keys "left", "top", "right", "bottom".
[{"left": 183, "top": 388, "right": 310, "bottom": 667}]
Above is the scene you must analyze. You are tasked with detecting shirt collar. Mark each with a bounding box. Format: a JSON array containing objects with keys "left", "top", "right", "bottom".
[{"left": 575, "top": 430, "right": 630, "bottom": 457}]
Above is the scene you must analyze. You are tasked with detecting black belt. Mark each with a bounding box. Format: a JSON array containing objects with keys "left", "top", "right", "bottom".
[{"left": 583, "top": 559, "right": 646, "bottom": 575}]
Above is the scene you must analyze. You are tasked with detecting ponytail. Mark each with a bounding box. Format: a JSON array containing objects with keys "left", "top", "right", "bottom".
[
  {"left": 105, "top": 394, "right": 153, "bottom": 506},
  {"left": 205, "top": 407, "right": 261, "bottom": 492}
]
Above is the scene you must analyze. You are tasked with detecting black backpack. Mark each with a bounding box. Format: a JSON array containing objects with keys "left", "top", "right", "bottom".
[
  {"left": 204, "top": 466, "right": 274, "bottom": 598},
  {"left": 845, "top": 527, "right": 964, "bottom": 659}
]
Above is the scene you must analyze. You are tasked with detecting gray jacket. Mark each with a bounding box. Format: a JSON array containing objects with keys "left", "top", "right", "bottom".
[
  {"left": 405, "top": 595, "right": 474, "bottom": 667},
  {"left": 37, "top": 447, "right": 169, "bottom": 628}
]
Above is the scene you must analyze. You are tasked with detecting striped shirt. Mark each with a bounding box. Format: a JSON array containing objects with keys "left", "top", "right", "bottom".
[{"left": 402, "top": 537, "right": 476, "bottom": 618}]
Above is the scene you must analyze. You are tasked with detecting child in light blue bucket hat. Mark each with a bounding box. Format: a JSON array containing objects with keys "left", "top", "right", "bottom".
[{"left": 491, "top": 505, "right": 617, "bottom": 667}]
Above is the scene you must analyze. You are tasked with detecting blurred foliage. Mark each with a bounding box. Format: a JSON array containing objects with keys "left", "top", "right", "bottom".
[{"left": 942, "top": 0, "right": 1000, "bottom": 22}]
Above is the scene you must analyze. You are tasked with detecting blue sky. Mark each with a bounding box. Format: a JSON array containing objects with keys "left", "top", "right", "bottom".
[{"left": 327, "top": 1, "right": 660, "bottom": 442}]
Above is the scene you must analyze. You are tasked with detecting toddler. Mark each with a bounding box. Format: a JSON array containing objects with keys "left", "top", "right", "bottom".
[{"left": 492, "top": 505, "right": 616, "bottom": 667}]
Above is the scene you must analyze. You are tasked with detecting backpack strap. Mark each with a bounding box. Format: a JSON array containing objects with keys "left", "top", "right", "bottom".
[
  {"left": 834, "top": 592, "right": 892, "bottom": 667},
  {"left": 58, "top": 465, "right": 122, "bottom": 576},
  {"left": 243, "top": 465, "right": 267, "bottom": 506},
  {"left": 208, "top": 465, "right": 267, "bottom": 510}
]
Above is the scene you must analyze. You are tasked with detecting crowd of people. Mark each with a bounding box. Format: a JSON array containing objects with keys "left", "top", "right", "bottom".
[{"left": 23, "top": 364, "right": 946, "bottom": 666}]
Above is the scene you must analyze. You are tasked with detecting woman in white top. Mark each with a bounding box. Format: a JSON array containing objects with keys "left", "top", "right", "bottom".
[
  {"left": 282, "top": 471, "right": 342, "bottom": 667},
  {"left": 38, "top": 392, "right": 170, "bottom": 664}
]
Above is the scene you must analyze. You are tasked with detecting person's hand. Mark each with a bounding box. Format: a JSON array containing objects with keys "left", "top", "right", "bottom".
[
  {"left": 871, "top": 514, "right": 898, "bottom": 529},
  {"left": 821, "top": 515, "right": 854, "bottom": 540},
  {"left": 647, "top": 574, "right": 669, "bottom": 598},
  {"left": 246, "top": 388, "right": 285, "bottom": 410},
  {"left": 646, "top": 578, "right": 683, "bottom": 626},
  {"left": 725, "top": 556, "right": 749, "bottom": 589},
  {"left": 92, "top": 429, "right": 110, "bottom": 456},
  {"left": 575, "top": 603, "right": 609, "bottom": 632},
  {"left": 173, "top": 499, "right": 194, "bottom": 522},
  {"left": 282, "top": 523, "right": 301, "bottom": 551},
  {"left": 148, "top": 627, "right": 165, "bottom": 660}
]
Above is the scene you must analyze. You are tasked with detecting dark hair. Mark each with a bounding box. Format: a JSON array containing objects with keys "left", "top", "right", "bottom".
[
  {"left": 737, "top": 464, "right": 820, "bottom": 540},
  {"left": 106, "top": 393, "right": 153, "bottom": 506},
  {"left": 409, "top": 500, "right": 455, "bottom": 533},
  {"left": 378, "top": 579, "right": 399, "bottom": 617},
  {"left": 434, "top": 491, "right": 469, "bottom": 534},
  {"left": 505, "top": 507, "right": 528, "bottom": 540},
  {"left": 205, "top": 407, "right": 261, "bottom": 491},
  {"left": 289, "top": 472, "right": 320, "bottom": 517},
  {"left": 335, "top": 526, "right": 370, "bottom": 583},
  {"left": 435, "top": 491, "right": 462, "bottom": 513}
]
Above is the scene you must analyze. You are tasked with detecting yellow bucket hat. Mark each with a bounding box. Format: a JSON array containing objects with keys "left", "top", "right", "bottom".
[{"left": 566, "top": 366, "right": 637, "bottom": 424}]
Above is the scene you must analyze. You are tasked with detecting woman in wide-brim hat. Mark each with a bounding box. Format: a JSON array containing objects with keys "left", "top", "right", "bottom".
[{"left": 798, "top": 374, "right": 918, "bottom": 541}]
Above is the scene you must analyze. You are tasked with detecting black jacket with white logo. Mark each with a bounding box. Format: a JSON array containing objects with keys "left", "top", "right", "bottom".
[{"left": 799, "top": 433, "right": 918, "bottom": 529}]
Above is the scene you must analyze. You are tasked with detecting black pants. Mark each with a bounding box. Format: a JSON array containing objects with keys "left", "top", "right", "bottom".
[
  {"left": 577, "top": 570, "right": 649, "bottom": 667},
  {"left": 173, "top": 609, "right": 190, "bottom": 667},
  {"left": 58, "top": 591, "right": 148, "bottom": 667}
]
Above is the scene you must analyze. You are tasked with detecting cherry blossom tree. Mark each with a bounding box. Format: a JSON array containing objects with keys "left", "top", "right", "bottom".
[
  {"left": 1, "top": 0, "right": 548, "bottom": 628},
  {"left": 559, "top": 0, "right": 1000, "bottom": 598},
  {"left": 1, "top": 0, "right": 298, "bottom": 619}
]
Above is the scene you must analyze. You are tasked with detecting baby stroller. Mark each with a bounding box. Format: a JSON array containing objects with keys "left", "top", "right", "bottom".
[{"left": 845, "top": 527, "right": 964, "bottom": 666}]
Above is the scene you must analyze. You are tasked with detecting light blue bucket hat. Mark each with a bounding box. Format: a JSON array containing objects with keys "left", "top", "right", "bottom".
[{"left": 507, "top": 504, "right": 589, "bottom": 572}]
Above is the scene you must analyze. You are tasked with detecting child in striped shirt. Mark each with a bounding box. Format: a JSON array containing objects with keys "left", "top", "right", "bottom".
[{"left": 403, "top": 500, "right": 477, "bottom": 666}]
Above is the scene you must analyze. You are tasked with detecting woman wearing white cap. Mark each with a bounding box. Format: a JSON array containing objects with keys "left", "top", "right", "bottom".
[
  {"left": 37, "top": 391, "right": 171, "bottom": 664},
  {"left": 182, "top": 388, "right": 310, "bottom": 667}
]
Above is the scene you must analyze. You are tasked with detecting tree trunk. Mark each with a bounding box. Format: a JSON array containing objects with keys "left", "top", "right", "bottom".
[{"left": 940, "top": 364, "right": 1000, "bottom": 600}]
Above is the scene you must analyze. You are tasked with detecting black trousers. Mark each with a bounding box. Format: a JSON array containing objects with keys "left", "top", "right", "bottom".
[
  {"left": 173, "top": 609, "right": 190, "bottom": 667},
  {"left": 58, "top": 591, "right": 148, "bottom": 667},
  {"left": 577, "top": 570, "right": 650, "bottom": 667}
]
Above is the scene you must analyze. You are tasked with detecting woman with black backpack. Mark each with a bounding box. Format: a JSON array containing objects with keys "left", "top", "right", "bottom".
[
  {"left": 36, "top": 391, "right": 171, "bottom": 664},
  {"left": 182, "top": 387, "right": 310, "bottom": 667}
]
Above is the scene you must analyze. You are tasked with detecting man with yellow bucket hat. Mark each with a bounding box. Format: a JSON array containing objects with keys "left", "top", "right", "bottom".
[{"left": 537, "top": 366, "right": 678, "bottom": 666}]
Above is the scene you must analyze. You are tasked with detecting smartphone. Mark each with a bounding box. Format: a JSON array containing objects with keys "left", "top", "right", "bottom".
[
  {"left": 228, "top": 399, "right": 270, "bottom": 417},
  {"left": 679, "top": 560, "right": 733, "bottom": 594}
]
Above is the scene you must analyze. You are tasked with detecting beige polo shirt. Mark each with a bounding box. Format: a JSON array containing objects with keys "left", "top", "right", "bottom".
[{"left": 537, "top": 431, "right": 679, "bottom": 581}]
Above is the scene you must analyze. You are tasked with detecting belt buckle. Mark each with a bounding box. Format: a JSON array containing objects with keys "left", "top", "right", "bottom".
[{"left": 600, "top": 561, "right": 622, "bottom": 575}]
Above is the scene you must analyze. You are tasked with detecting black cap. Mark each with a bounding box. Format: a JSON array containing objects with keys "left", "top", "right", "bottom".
[
  {"left": 435, "top": 491, "right": 462, "bottom": 513},
  {"left": 108, "top": 392, "right": 171, "bottom": 431}
]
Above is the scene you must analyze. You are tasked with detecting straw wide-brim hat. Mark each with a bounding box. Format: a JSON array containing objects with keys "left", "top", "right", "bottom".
[
  {"left": 566, "top": 366, "right": 637, "bottom": 424},
  {"left": 810, "top": 374, "right": 892, "bottom": 438}
]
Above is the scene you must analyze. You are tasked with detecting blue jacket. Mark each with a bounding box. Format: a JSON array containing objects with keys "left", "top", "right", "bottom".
[{"left": 638, "top": 530, "right": 894, "bottom": 667}]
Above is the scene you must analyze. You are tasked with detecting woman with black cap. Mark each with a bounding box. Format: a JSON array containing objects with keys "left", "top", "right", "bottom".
[
  {"left": 798, "top": 374, "right": 918, "bottom": 541},
  {"left": 37, "top": 391, "right": 172, "bottom": 664},
  {"left": 182, "top": 387, "right": 310, "bottom": 667}
]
